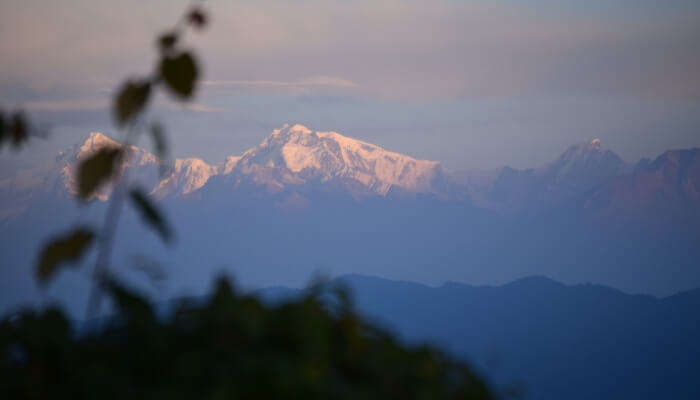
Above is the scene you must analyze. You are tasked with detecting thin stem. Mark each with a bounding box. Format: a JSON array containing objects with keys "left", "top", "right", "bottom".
[{"left": 85, "top": 125, "right": 138, "bottom": 320}]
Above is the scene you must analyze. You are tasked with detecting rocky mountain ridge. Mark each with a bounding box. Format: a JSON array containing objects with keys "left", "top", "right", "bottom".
[{"left": 62, "top": 124, "right": 453, "bottom": 201}]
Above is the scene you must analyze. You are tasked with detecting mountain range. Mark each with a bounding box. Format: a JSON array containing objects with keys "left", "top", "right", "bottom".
[
  {"left": 54, "top": 124, "right": 454, "bottom": 203},
  {"left": 3, "top": 123, "right": 698, "bottom": 222},
  {"left": 1, "top": 124, "right": 699, "bottom": 315},
  {"left": 55, "top": 124, "right": 700, "bottom": 222}
]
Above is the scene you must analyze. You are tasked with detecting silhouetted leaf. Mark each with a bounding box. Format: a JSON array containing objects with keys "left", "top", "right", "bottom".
[
  {"left": 9, "top": 113, "right": 28, "bottom": 148},
  {"left": 77, "top": 147, "right": 124, "bottom": 200},
  {"left": 36, "top": 228, "right": 95, "bottom": 285},
  {"left": 0, "top": 111, "right": 5, "bottom": 149},
  {"left": 129, "top": 188, "right": 172, "bottom": 243},
  {"left": 187, "top": 7, "right": 207, "bottom": 29},
  {"left": 104, "top": 276, "right": 156, "bottom": 325},
  {"left": 159, "top": 52, "right": 198, "bottom": 99},
  {"left": 113, "top": 80, "right": 151, "bottom": 126},
  {"left": 158, "top": 32, "right": 178, "bottom": 53}
]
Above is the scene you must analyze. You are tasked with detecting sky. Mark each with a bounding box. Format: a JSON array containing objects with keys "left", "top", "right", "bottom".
[{"left": 1, "top": 0, "right": 699, "bottom": 172}]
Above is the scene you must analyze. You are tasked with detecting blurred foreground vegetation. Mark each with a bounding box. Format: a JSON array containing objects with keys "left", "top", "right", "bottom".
[
  {"left": 0, "top": 278, "right": 493, "bottom": 399},
  {"left": 1, "top": 4, "right": 493, "bottom": 398}
]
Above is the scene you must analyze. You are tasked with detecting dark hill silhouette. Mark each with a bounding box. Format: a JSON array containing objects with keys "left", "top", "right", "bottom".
[{"left": 260, "top": 274, "right": 700, "bottom": 400}]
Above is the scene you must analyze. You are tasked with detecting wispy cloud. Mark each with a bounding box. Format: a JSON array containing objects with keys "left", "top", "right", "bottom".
[
  {"left": 22, "top": 99, "right": 109, "bottom": 111},
  {"left": 3, "top": 0, "right": 699, "bottom": 100},
  {"left": 181, "top": 103, "right": 226, "bottom": 113},
  {"left": 203, "top": 76, "right": 357, "bottom": 90},
  {"left": 18, "top": 96, "right": 227, "bottom": 116}
]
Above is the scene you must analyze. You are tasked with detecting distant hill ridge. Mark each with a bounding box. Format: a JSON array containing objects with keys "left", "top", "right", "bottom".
[{"left": 259, "top": 274, "right": 700, "bottom": 400}]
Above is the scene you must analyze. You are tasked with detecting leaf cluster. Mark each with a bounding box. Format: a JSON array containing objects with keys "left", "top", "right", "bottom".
[
  {"left": 34, "top": 6, "right": 209, "bottom": 289},
  {"left": 0, "top": 278, "right": 493, "bottom": 399},
  {"left": 113, "top": 5, "right": 207, "bottom": 128}
]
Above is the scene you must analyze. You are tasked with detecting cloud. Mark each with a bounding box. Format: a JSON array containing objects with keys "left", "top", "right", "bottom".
[
  {"left": 22, "top": 99, "right": 109, "bottom": 111},
  {"left": 3, "top": 0, "right": 699, "bottom": 100},
  {"left": 20, "top": 98, "right": 224, "bottom": 114},
  {"left": 203, "top": 76, "right": 357, "bottom": 90},
  {"left": 181, "top": 103, "right": 226, "bottom": 113}
]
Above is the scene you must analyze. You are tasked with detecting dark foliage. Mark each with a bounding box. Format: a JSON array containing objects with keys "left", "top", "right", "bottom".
[
  {"left": 159, "top": 52, "right": 199, "bottom": 99},
  {"left": 0, "top": 111, "right": 31, "bottom": 150},
  {"left": 35, "top": 228, "right": 95, "bottom": 285},
  {"left": 7, "top": 5, "right": 492, "bottom": 398},
  {"left": 129, "top": 188, "right": 173, "bottom": 244},
  {"left": 77, "top": 147, "right": 125, "bottom": 200},
  {"left": 0, "top": 278, "right": 493, "bottom": 399},
  {"left": 113, "top": 80, "right": 152, "bottom": 127},
  {"left": 187, "top": 7, "right": 207, "bottom": 30},
  {"left": 158, "top": 32, "right": 178, "bottom": 52}
]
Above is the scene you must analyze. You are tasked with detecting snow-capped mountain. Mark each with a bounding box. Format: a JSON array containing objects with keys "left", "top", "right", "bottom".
[
  {"left": 9, "top": 126, "right": 697, "bottom": 222},
  {"left": 61, "top": 132, "right": 160, "bottom": 201},
  {"left": 219, "top": 124, "right": 452, "bottom": 198},
  {"left": 59, "top": 124, "right": 454, "bottom": 202},
  {"left": 152, "top": 157, "right": 223, "bottom": 199}
]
